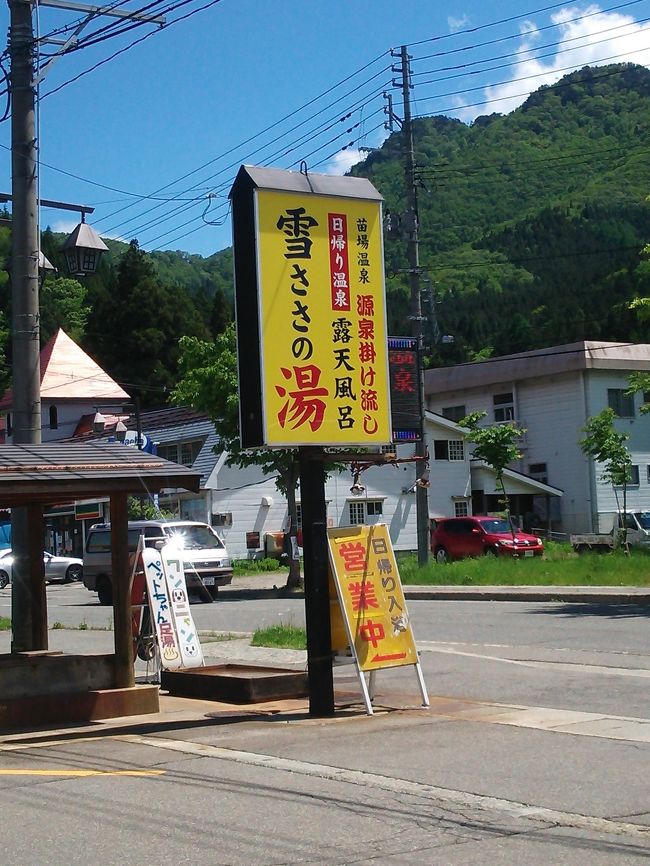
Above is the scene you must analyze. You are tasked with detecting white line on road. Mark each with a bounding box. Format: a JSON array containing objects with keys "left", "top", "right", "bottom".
[
  {"left": 119, "top": 733, "right": 650, "bottom": 840},
  {"left": 418, "top": 642, "right": 650, "bottom": 678}
]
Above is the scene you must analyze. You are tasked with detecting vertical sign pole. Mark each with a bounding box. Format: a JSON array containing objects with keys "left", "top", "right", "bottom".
[{"left": 299, "top": 446, "right": 334, "bottom": 716}]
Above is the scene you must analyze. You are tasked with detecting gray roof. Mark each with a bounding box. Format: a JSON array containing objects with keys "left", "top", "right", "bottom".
[
  {"left": 425, "top": 341, "right": 650, "bottom": 393},
  {"left": 230, "top": 164, "right": 383, "bottom": 201},
  {"left": 0, "top": 443, "right": 200, "bottom": 506}
]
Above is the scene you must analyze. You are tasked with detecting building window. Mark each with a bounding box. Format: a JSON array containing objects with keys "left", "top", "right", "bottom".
[
  {"left": 295, "top": 503, "right": 303, "bottom": 531},
  {"left": 434, "top": 439, "right": 465, "bottom": 461},
  {"left": 614, "top": 465, "right": 639, "bottom": 487},
  {"left": 454, "top": 500, "right": 469, "bottom": 517},
  {"left": 49, "top": 405, "right": 58, "bottom": 430},
  {"left": 528, "top": 462, "right": 548, "bottom": 484},
  {"left": 158, "top": 440, "right": 204, "bottom": 467},
  {"left": 349, "top": 500, "right": 383, "bottom": 525},
  {"left": 607, "top": 389, "right": 635, "bottom": 418},
  {"left": 493, "top": 392, "right": 515, "bottom": 422},
  {"left": 442, "top": 405, "right": 466, "bottom": 422}
]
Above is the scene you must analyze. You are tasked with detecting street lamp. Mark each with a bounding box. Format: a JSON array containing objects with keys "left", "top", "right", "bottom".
[
  {"left": 92, "top": 401, "right": 142, "bottom": 450},
  {"left": 61, "top": 217, "right": 109, "bottom": 276}
]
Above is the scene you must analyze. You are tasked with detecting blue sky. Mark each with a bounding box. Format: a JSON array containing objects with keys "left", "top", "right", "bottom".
[{"left": 1, "top": 0, "right": 649, "bottom": 258}]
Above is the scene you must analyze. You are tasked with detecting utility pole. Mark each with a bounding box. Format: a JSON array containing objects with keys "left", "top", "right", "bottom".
[
  {"left": 394, "top": 45, "right": 429, "bottom": 566},
  {"left": 7, "top": 0, "right": 165, "bottom": 652},
  {"left": 9, "top": 0, "right": 42, "bottom": 651}
]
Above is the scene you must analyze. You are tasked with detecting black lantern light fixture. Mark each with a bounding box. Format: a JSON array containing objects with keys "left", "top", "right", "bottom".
[{"left": 61, "top": 215, "right": 109, "bottom": 276}]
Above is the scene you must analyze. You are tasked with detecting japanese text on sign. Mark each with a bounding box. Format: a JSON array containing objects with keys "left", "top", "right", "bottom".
[
  {"left": 256, "top": 190, "right": 391, "bottom": 446},
  {"left": 327, "top": 524, "right": 418, "bottom": 671}
]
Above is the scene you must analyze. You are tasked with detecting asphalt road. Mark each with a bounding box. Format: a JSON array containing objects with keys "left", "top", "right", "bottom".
[{"left": 1, "top": 583, "right": 649, "bottom": 864}]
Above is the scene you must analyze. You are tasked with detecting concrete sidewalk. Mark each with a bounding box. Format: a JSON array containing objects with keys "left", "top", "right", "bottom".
[{"left": 222, "top": 573, "right": 650, "bottom": 605}]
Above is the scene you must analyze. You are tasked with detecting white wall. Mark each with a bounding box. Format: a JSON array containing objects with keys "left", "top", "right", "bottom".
[
  {"left": 516, "top": 372, "right": 590, "bottom": 534},
  {"left": 584, "top": 370, "right": 650, "bottom": 531},
  {"left": 207, "top": 427, "right": 472, "bottom": 559}
]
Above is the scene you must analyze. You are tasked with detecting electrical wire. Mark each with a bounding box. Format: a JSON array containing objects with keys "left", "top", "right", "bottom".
[{"left": 41, "top": 0, "right": 225, "bottom": 99}]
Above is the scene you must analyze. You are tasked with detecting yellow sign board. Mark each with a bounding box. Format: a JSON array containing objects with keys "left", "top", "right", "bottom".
[
  {"left": 327, "top": 523, "right": 418, "bottom": 672},
  {"left": 255, "top": 189, "right": 391, "bottom": 446}
]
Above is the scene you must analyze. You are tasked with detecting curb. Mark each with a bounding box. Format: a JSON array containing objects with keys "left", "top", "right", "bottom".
[{"left": 220, "top": 584, "right": 650, "bottom": 605}]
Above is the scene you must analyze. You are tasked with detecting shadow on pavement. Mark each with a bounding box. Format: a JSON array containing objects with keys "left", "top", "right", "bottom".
[{"left": 530, "top": 602, "right": 650, "bottom": 619}]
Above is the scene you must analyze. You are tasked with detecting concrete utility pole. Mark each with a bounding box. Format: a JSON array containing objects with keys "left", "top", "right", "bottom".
[
  {"left": 396, "top": 45, "right": 430, "bottom": 566},
  {"left": 9, "top": 0, "right": 42, "bottom": 652},
  {"left": 6, "top": 0, "right": 165, "bottom": 652}
]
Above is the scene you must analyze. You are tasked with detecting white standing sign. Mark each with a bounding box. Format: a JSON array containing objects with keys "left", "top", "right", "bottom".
[
  {"left": 142, "top": 548, "right": 183, "bottom": 670},
  {"left": 160, "top": 543, "right": 204, "bottom": 667}
]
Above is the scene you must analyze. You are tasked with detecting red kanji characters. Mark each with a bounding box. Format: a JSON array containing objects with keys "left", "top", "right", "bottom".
[
  {"left": 347, "top": 579, "right": 380, "bottom": 612},
  {"left": 359, "top": 619, "right": 385, "bottom": 648},
  {"left": 276, "top": 365, "right": 328, "bottom": 432},
  {"left": 338, "top": 541, "right": 367, "bottom": 572}
]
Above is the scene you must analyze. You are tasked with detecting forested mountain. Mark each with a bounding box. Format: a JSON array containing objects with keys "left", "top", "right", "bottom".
[
  {"left": 353, "top": 62, "right": 650, "bottom": 362},
  {"left": 0, "top": 62, "right": 648, "bottom": 400}
]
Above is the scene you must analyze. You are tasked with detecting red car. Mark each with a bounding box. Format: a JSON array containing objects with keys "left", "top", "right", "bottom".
[{"left": 430, "top": 516, "right": 543, "bottom": 563}]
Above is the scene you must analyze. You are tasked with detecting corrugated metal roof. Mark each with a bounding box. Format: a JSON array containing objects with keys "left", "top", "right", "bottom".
[
  {"left": 0, "top": 443, "right": 200, "bottom": 505},
  {"left": 231, "top": 164, "right": 383, "bottom": 201},
  {"left": 191, "top": 429, "right": 221, "bottom": 485}
]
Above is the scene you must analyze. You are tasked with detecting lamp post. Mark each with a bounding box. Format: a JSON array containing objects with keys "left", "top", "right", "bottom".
[{"left": 92, "top": 400, "right": 143, "bottom": 450}]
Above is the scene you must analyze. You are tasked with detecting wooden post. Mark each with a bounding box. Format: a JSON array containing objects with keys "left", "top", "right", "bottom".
[
  {"left": 110, "top": 493, "right": 134, "bottom": 688},
  {"left": 27, "top": 504, "right": 47, "bottom": 650},
  {"left": 299, "top": 447, "right": 334, "bottom": 716}
]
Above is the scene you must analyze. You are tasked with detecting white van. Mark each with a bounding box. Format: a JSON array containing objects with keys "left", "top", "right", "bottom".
[{"left": 83, "top": 520, "right": 233, "bottom": 605}]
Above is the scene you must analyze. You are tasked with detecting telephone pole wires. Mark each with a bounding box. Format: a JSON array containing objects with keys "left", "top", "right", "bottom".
[{"left": 393, "top": 45, "right": 430, "bottom": 566}]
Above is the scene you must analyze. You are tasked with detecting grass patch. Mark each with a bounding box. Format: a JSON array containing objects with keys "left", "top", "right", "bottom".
[
  {"left": 51, "top": 621, "right": 64, "bottom": 629},
  {"left": 233, "top": 557, "right": 289, "bottom": 576},
  {"left": 199, "top": 631, "right": 244, "bottom": 642},
  {"left": 399, "top": 547, "right": 650, "bottom": 586},
  {"left": 251, "top": 623, "right": 306, "bottom": 650},
  {"left": 0, "top": 616, "right": 10, "bottom": 630}
]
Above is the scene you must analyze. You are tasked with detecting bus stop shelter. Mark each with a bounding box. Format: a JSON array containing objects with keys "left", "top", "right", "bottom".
[{"left": 0, "top": 443, "right": 200, "bottom": 728}]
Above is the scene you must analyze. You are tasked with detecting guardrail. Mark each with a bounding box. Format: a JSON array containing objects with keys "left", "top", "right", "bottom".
[{"left": 531, "top": 528, "right": 569, "bottom": 542}]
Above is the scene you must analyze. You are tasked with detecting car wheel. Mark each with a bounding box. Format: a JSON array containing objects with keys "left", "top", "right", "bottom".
[
  {"left": 0, "top": 570, "right": 9, "bottom": 588},
  {"left": 97, "top": 577, "right": 113, "bottom": 606},
  {"left": 435, "top": 546, "right": 449, "bottom": 564},
  {"left": 484, "top": 547, "right": 498, "bottom": 557},
  {"left": 65, "top": 564, "right": 83, "bottom": 583}
]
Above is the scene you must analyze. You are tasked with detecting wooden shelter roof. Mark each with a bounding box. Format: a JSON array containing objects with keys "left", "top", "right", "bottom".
[{"left": 0, "top": 443, "right": 200, "bottom": 506}]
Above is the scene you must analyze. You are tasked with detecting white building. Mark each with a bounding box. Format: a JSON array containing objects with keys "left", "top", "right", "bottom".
[
  {"left": 206, "top": 412, "right": 560, "bottom": 559},
  {"left": 424, "top": 341, "right": 650, "bottom": 535}
]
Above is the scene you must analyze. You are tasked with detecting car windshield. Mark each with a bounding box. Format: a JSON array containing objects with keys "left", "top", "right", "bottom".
[
  {"left": 479, "top": 519, "right": 513, "bottom": 534},
  {"left": 162, "top": 525, "right": 225, "bottom": 550},
  {"left": 633, "top": 512, "right": 650, "bottom": 530}
]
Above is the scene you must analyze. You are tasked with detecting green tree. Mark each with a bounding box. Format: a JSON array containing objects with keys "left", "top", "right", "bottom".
[
  {"left": 86, "top": 240, "right": 209, "bottom": 405},
  {"left": 460, "top": 411, "right": 524, "bottom": 534},
  {"left": 209, "top": 287, "right": 232, "bottom": 336},
  {"left": 579, "top": 408, "right": 633, "bottom": 551},
  {"left": 171, "top": 325, "right": 307, "bottom": 589},
  {"left": 40, "top": 276, "right": 89, "bottom": 345}
]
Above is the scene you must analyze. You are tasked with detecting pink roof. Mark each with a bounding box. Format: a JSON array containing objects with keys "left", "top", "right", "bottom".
[{"left": 0, "top": 329, "right": 129, "bottom": 410}]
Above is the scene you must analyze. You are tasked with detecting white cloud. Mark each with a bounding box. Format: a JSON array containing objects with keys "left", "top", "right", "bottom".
[
  {"left": 448, "top": 15, "right": 469, "bottom": 32},
  {"left": 324, "top": 149, "right": 364, "bottom": 175},
  {"left": 47, "top": 218, "right": 79, "bottom": 235},
  {"left": 48, "top": 218, "right": 123, "bottom": 242},
  {"left": 468, "top": 6, "right": 650, "bottom": 120}
]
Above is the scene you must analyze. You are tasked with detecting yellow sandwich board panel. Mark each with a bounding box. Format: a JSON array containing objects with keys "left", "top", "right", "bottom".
[{"left": 327, "top": 523, "right": 418, "bottom": 672}]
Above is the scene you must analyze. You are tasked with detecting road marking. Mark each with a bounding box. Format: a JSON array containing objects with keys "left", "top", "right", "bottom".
[
  {"left": 119, "top": 734, "right": 650, "bottom": 840},
  {"left": 419, "top": 642, "right": 650, "bottom": 678},
  {"left": 0, "top": 768, "right": 165, "bottom": 776}
]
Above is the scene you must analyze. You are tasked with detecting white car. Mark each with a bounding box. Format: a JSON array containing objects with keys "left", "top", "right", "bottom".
[{"left": 0, "top": 550, "right": 83, "bottom": 588}]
